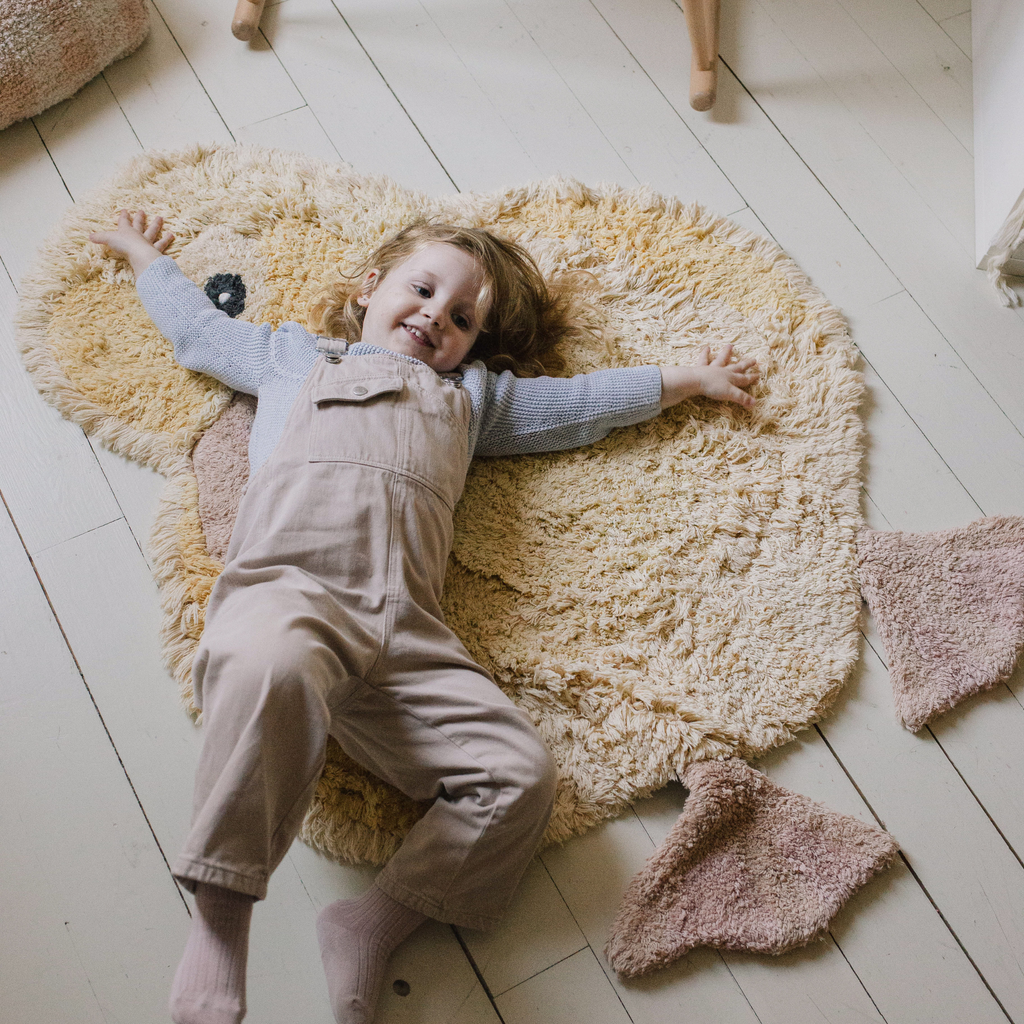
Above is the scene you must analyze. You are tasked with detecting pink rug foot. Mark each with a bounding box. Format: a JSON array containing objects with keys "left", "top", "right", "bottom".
[
  {"left": 857, "top": 516, "right": 1024, "bottom": 732},
  {"left": 605, "top": 758, "right": 898, "bottom": 978},
  {"left": 192, "top": 392, "right": 256, "bottom": 562}
]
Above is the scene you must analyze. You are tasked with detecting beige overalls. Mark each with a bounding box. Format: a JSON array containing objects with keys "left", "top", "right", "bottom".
[{"left": 174, "top": 339, "right": 558, "bottom": 929}]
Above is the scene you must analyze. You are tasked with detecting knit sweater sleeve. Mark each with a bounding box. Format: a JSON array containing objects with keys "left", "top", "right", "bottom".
[
  {"left": 136, "top": 256, "right": 283, "bottom": 395},
  {"left": 469, "top": 364, "right": 664, "bottom": 457}
]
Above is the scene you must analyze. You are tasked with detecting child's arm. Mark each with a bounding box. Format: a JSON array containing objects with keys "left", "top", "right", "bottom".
[
  {"left": 90, "top": 211, "right": 285, "bottom": 396},
  {"left": 473, "top": 345, "right": 759, "bottom": 457}
]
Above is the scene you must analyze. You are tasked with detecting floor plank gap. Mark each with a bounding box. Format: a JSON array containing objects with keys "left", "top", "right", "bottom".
[
  {"left": 321, "top": 2, "right": 459, "bottom": 190},
  {"left": 451, "top": 924, "right": 509, "bottom": 1021},
  {"left": 926, "top": 724, "right": 1024, "bottom": 871}
]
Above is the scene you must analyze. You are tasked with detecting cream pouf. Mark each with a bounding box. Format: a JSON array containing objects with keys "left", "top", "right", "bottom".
[
  {"left": 0, "top": 0, "right": 149, "bottom": 131},
  {"left": 17, "top": 144, "right": 865, "bottom": 866}
]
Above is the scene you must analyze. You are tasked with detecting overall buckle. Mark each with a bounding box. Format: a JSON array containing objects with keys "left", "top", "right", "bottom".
[{"left": 316, "top": 337, "right": 348, "bottom": 364}]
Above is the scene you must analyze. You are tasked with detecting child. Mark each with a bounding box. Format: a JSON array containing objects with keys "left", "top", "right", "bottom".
[{"left": 91, "top": 210, "right": 759, "bottom": 1024}]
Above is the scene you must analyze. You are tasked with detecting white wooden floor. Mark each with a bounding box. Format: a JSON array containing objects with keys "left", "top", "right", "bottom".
[{"left": 2, "top": 1, "right": 1023, "bottom": 1022}]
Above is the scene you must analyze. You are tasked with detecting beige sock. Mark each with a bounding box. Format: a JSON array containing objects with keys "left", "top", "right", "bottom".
[
  {"left": 169, "top": 883, "right": 253, "bottom": 1024},
  {"left": 316, "top": 884, "right": 427, "bottom": 1024}
]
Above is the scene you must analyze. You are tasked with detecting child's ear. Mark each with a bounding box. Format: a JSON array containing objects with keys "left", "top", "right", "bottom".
[{"left": 356, "top": 268, "right": 380, "bottom": 308}]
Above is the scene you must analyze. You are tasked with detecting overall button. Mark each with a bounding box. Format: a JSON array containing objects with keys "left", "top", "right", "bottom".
[{"left": 351, "top": 385, "right": 368, "bottom": 396}]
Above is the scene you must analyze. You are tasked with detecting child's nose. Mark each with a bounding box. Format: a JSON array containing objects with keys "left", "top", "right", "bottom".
[{"left": 422, "top": 302, "right": 447, "bottom": 327}]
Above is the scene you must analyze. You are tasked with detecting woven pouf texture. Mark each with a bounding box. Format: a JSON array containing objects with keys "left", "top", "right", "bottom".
[
  {"left": 0, "top": 0, "right": 149, "bottom": 131},
  {"left": 17, "top": 144, "right": 865, "bottom": 866}
]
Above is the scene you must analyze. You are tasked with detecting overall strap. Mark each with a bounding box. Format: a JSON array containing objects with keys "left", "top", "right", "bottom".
[{"left": 315, "top": 336, "right": 349, "bottom": 363}]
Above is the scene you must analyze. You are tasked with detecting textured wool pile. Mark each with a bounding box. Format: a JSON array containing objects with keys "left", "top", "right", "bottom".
[
  {"left": 0, "top": 0, "right": 149, "bottom": 131},
  {"left": 858, "top": 517, "right": 1024, "bottom": 731},
  {"left": 17, "top": 144, "right": 865, "bottom": 866},
  {"left": 605, "top": 759, "right": 899, "bottom": 976}
]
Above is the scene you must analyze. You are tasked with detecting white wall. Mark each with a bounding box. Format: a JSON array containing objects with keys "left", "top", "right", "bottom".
[{"left": 973, "top": 0, "right": 1024, "bottom": 267}]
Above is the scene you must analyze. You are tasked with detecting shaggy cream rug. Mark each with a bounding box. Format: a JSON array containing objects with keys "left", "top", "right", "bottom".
[{"left": 17, "top": 144, "right": 865, "bottom": 866}]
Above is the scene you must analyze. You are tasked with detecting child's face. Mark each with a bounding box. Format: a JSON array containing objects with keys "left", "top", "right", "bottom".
[{"left": 356, "top": 243, "right": 489, "bottom": 372}]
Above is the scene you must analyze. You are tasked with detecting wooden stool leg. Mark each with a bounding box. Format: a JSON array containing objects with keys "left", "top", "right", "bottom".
[
  {"left": 681, "top": 0, "right": 720, "bottom": 111},
  {"left": 232, "top": 0, "right": 267, "bottom": 41}
]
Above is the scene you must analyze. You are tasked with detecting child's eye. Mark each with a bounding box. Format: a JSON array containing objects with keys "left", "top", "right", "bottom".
[
  {"left": 414, "top": 285, "right": 430, "bottom": 297},
  {"left": 453, "top": 314, "right": 470, "bottom": 331}
]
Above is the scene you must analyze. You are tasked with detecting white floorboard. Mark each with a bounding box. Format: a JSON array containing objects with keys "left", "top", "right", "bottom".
[
  {"left": 33, "top": 76, "right": 144, "bottom": 201},
  {"left": 258, "top": 0, "right": 456, "bottom": 194},
  {"left": 720, "top": 0, "right": 1024, "bottom": 432},
  {"left": 102, "top": 0, "right": 235, "bottom": 152},
  {"left": 234, "top": 104, "right": 345, "bottom": 165},
  {"left": 506, "top": 0, "right": 746, "bottom": 213},
  {"left": 837, "top": 0, "right": 973, "bottom": 153},
  {"left": 0, "top": 275, "right": 123, "bottom": 555},
  {"left": 150, "top": 0, "right": 305, "bottom": 133},
  {"left": 0, "top": 120, "right": 74, "bottom": 284},
  {"left": 1, "top": 1, "right": 1021, "bottom": 1022},
  {"left": 0, "top": 493, "right": 188, "bottom": 1024},
  {"left": 942, "top": 10, "right": 973, "bottom": 57},
  {"left": 756, "top": 733, "right": 1010, "bottom": 1024},
  {"left": 591, "top": 0, "right": 903, "bottom": 313},
  {"left": 458, "top": 859, "right": 587, "bottom": 997},
  {"left": 496, "top": 947, "right": 633, "bottom": 1024},
  {"left": 850, "top": 291, "right": 1024, "bottom": 516},
  {"left": 822, "top": 644, "right": 1024, "bottom": 1021},
  {"left": 543, "top": 815, "right": 763, "bottom": 1024}
]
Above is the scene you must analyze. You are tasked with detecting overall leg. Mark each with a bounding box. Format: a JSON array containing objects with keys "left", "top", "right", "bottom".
[
  {"left": 171, "top": 583, "right": 352, "bottom": 1024},
  {"left": 175, "top": 583, "right": 346, "bottom": 898},
  {"left": 317, "top": 651, "right": 556, "bottom": 1023},
  {"left": 331, "top": 640, "right": 558, "bottom": 927}
]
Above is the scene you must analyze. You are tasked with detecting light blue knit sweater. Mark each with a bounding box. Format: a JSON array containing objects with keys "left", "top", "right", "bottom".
[{"left": 137, "top": 256, "right": 665, "bottom": 472}]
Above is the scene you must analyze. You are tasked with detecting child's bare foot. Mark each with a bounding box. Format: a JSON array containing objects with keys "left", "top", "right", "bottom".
[
  {"left": 169, "top": 883, "right": 253, "bottom": 1024},
  {"left": 316, "top": 885, "right": 426, "bottom": 1024}
]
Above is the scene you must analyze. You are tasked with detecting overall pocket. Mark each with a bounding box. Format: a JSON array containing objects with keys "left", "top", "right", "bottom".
[{"left": 308, "top": 375, "right": 404, "bottom": 465}]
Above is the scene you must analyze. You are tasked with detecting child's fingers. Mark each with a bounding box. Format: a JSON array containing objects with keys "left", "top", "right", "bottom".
[
  {"left": 142, "top": 215, "right": 164, "bottom": 242},
  {"left": 711, "top": 344, "right": 734, "bottom": 366},
  {"left": 730, "top": 386, "right": 755, "bottom": 409},
  {"left": 154, "top": 230, "right": 176, "bottom": 254},
  {"left": 90, "top": 227, "right": 126, "bottom": 247},
  {"left": 109, "top": 209, "right": 132, "bottom": 233}
]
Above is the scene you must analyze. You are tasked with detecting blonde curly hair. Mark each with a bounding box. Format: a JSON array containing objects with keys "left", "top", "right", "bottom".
[{"left": 308, "top": 222, "right": 582, "bottom": 377}]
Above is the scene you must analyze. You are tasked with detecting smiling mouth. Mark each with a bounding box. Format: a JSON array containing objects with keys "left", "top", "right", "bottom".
[{"left": 402, "top": 323, "right": 435, "bottom": 349}]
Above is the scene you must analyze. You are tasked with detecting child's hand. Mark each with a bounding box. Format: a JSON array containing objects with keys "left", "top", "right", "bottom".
[
  {"left": 659, "top": 344, "right": 761, "bottom": 411},
  {"left": 89, "top": 209, "right": 175, "bottom": 277},
  {"left": 693, "top": 343, "right": 760, "bottom": 408}
]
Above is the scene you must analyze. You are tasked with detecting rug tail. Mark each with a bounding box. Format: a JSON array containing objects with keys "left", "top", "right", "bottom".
[
  {"left": 857, "top": 517, "right": 1024, "bottom": 732},
  {"left": 604, "top": 759, "right": 898, "bottom": 978}
]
